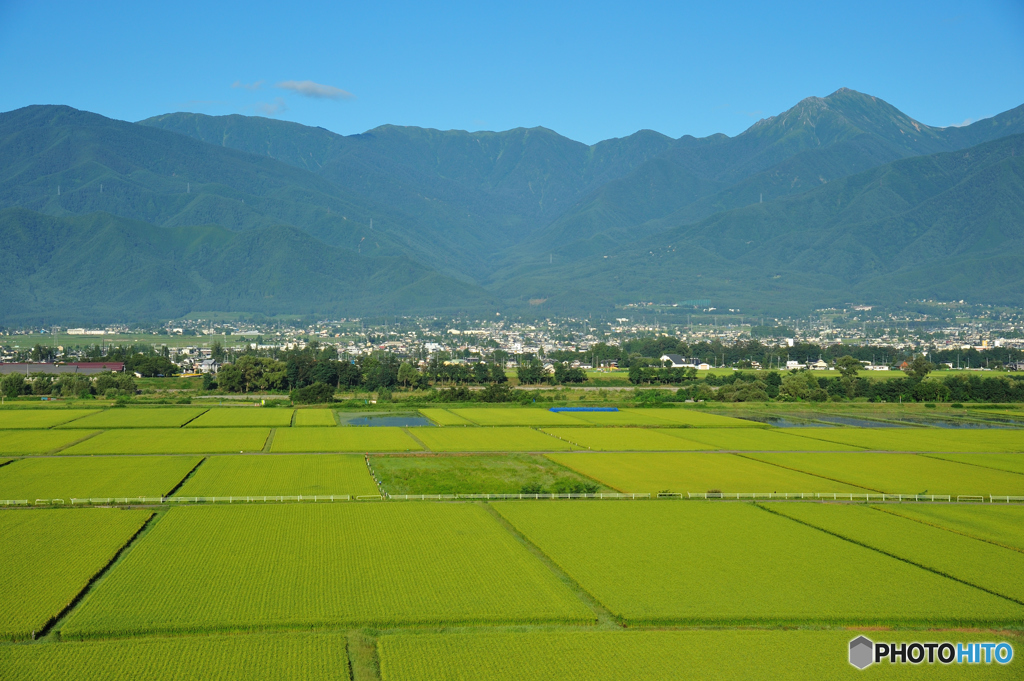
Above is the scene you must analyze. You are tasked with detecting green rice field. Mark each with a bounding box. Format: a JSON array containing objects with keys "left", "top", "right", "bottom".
[
  {"left": 419, "top": 409, "right": 474, "bottom": 426},
  {"left": 61, "top": 504, "right": 593, "bottom": 638},
  {"left": 270, "top": 427, "right": 421, "bottom": 453},
  {"left": 449, "top": 408, "right": 586, "bottom": 426},
  {"left": 414, "top": 427, "right": 572, "bottom": 452},
  {"left": 766, "top": 503, "right": 1024, "bottom": 603},
  {"left": 292, "top": 410, "right": 337, "bottom": 427},
  {"left": 546, "top": 451, "right": 865, "bottom": 493},
  {"left": 378, "top": 629, "right": 1021, "bottom": 681},
  {"left": 741, "top": 450, "right": 1024, "bottom": 496},
  {"left": 492, "top": 502, "right": 1024, "bottom": 625},
  {"left": 0, "top": 456, "right": 201, "bottom": 500},
  {"left": 0, "top": 631, "right": 349, "bottom": 681},
  {"left": 670, "top": 427, "right": 865, "bottom": 451},
  {"left": 59, "top": 429, "right": 271, "bottom": 455},
  {"left": 878, "top": 504, "right": 1024, "bottom": 553},
  {"left": 919, "top": 451, "right": 1024, "bottom": 475},
  {"left": 0, "top": 410, "right": 99, "bottom": 429},
  {"left": 553, "top": 409, "right": 693, "bottom": 426},
  {"left": 634, "top": 409, "right": 763, "bottom": 428},
  {"left": 175, "top": 454, "right": 379, "bottom": 497},
  {"left": 0, "top": 509, "right": 152, "bottom": 641},
  {"left": 543, "top": 427, "right": 705, "bottom": 451},
  {"left": 791, "top": 428, "right": 1024, "bottom": 452},
  {"left": 56, "top": 408, "right": 207, "bottom": 429},
  {"left": 0, "top": 430, "right": 100, "bottom": 455},
  {"left": 186, "top": 409, "right": 295, "bottom": 428}
]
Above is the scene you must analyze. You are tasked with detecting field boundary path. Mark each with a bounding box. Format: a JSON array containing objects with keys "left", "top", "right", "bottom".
[
  {"left": 480, "top": 502, "right": 619, "bottom": 628},
  {"left": 34, "top": 511, "right": 157, "bottom": 641},
  {"left": 400, "top": 428, "right": 431, "bottom": 452}
]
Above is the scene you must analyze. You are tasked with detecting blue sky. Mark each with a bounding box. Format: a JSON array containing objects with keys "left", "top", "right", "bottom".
[{"left": 2, "top": 0, "right": 1022, "bottom": 144}]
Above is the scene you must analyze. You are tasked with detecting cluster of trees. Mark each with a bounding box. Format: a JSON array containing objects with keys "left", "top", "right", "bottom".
[
  {"left": 547, "top": 336, "right": 1024, "bottom": 372},
  {"left": 650, "top": 355, "right": 1024, "bottom": 404},
  {"left": 0, "top": 371, "right": 137, "bottom": 399},
  {"left": 213, "top": 346, "right": 512, "bottom": 403},
  {"left": 515, "top": 360, "right": 586, "bottom": 386}
]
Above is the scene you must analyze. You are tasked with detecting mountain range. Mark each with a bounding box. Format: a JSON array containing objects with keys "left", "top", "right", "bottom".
[{"left": 1, "top": 88, "right": 1022, "bottom": 323}]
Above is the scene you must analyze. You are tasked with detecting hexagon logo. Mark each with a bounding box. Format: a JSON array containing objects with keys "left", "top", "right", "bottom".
[{"left": 849, "top": 636, "right": 874, "bottom": 669}]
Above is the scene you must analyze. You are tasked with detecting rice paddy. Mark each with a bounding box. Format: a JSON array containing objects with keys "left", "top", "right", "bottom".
[
  {"left": 59, "top": 429, "right": 271, "bottom": 455},
  {"left": 765, "top": 503, "right": 1024, "bottom": 603},
  {"left": 0, "top": 430, "right": 100, "bottom": 455},
  {"left": 741, "top": 450, "right": 1024, "bottom": 496},
  {"left": 877, "top": 504, "right": 1024, "bottom": 553},
  {"left": 0, "top": 456, "right": 201, "bottom": 500},
  {"left": 449, "top": 408, "right": 586, "bottom": 426},
  {"left": 413, "top": 427, "right": 572, "bottom": 452},
  {"left": 0, "top": 509, "right": 152, "bottom": 641},
  {"left": 419, "top": 408, "right": 474, "bottom": 426},
  {"left": 56, "top": 408, "right": 207, "bottom": 429},
  {"left": 543, "top": 427, "right": 706, "bottom": 451},
  {"left": 60, "top": 504, "right": 593, "bottom": 638},
  {"left": 0, "top": 410, "right": 100, "bottom": 430},
  {"left": 270, "top": 427, "right": 422, "bottom": 453},
  {"left": 790, "top": 428, "right": 1024, "bottom": 452},
  {"left": 175, "top": 454, "right": 379, "bottom": 497},
  {"left": 668, "top": 427, "right": 865, "bottom": 451},
  {"left": 378, "top": 629, "right": 1020, "bottom": 681},
  {"left": 292, "top": 410, "right": 337, "bottom": 427},
  {"left": 493, "top": 502, "right": 1024, "bottom": 625},
  {"left": 0, "top": 631, "right": 349, "bottom": 681},
  {"left": 545, "top": 451, "right": 865, "bottom": 493},
  {"left": 186, "top": 409, "right": 295, "bottom": 428}
]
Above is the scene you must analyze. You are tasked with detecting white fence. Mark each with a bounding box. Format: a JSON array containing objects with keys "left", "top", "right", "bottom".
[
  {"left": 388, "top": 492, "right": 650, "bottom": 501},
  {"left": 2, "top": 492, "right": 1021, "bottom": 507},
  {"left": 687, "top": 492, "right": 955, "bottom": 502}
]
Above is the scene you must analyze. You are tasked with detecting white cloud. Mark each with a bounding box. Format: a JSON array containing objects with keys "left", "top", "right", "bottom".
[
  {"left": 276, "top": 80, "right": 355, "bottom": 100},
  {"left": 255, "top": 98, "right": 288, "bottom": 116},
  {"left": 950, "top": 118, "right": 973, "bottom": 128},
  {"left": 232, "top": 80, "right": 264, "bottom": 91}
]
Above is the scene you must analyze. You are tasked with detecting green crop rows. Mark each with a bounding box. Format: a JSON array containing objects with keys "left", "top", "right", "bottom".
[
  {"left": 880, "top": 504, "right": 1024, "bottom": 553},
  {"left": 791, "top": 428, "right": 1024, "bottom": 452},
  {"left": 292, "top": 410, "right": 337, "bottom": 427},
  {"left": 546, "top": 452, "right": 863, "bottom": 494},
  {"left": 57, "top": 409, "right": 207, "bottom": 429},
  {"left": 0, "top": 631, "right": 349, "bottom": 681},
  {"left": 450, "top": 408, "right": 586, "bottom": 426},
  {"left": 0, "top": 456, "right": 201, "bottom": 500},
  {"left": 492, "top": 502, "right": 1024, "bottom": 625},
  {"left": 742, "top": 451, "right": 1024, "bottom": 496},
  {"left": 633, "top": 409, "right": 762, "bottom": 428},
  {"left": 671, "top": 428, "right": 864, "bottom": 451},
  {"left": 555, "top": 409, "right": 694, "bottom": 426},
  {"left": 766, "top": 503, "right": 1024, "bottom": 603},
  {"left": 543, "top": 428, "right": 705, "bottom": 451},
  {"left": 0, "top": 410, "right": 100, "bottom": 429},
  {"left": 419, "top": 408, "right": 473, "bottom": 426},
  {"left": 60, "top": 429, "right": 270, "bottom": 455},
  {"left": 187, "top": 409, "right": 295, "bottom": 428},
  {"left": 61, "top": 504, "right": 592, "bottom": 638},
  {"left": 0, "top": 509, "right": 152, "bottom": 641},
  {"left": 0, "top": 430, "right": 100, "bottom": 455},
  {"left": 920, "top": 452, "right": 1024, "bottom": 475},
  {"left": 414, "top": 427, "right": 571, "bottom": 452},
  {"left": 270, "top": 427, "right": 421, "bottom": 453},
  {"left": 378, "top": 629, "right": 1020, "bottom": 681},
  {"left": 176, "top": 454, "right": 379, "bottom": 497}
]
